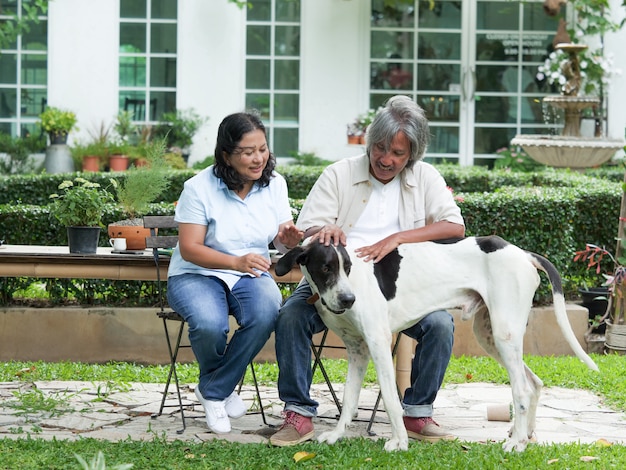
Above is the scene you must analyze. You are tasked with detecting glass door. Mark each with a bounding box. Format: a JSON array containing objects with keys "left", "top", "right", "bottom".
[
  {"left": 470, "top": 0, "right": 555, "bottom": 166},
  {"left": 369, "top": 0, "right": 556, "bottom": 166}
]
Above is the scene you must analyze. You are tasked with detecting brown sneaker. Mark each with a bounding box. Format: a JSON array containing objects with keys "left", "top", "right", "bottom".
[
  {"left": 269, "top": 411, "right": 314, "bottom": 447},
  {"left": 403, "top": 416, "right": 455, "bottom": 443}
]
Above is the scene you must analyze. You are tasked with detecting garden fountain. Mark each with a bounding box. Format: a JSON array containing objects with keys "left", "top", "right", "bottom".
[{"left": 511, "top": 43, "right": 624, "bottom": 169}]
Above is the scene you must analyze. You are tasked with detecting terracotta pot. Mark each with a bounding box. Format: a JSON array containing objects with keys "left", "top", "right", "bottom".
[
  {"left": 133, "top": 158, "right": 149, "bottom": 167},
  {"left": 109, "top": 154, "right": 129, "bottom": 171},
  {"left": 82, "top": 155, "right": 100, "bottom": 172},
  {"left": 347, "top": 135, "right": 360, "bottom": 145},
  {"left": 107, "top": 223, "right": 152, "bottom": 250}
]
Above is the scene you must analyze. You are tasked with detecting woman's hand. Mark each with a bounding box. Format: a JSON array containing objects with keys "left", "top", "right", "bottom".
[
  {"left": 277, "top": 223, "right": 304, "bottom": 250},
  {"left": 233, "top": 253, "right": 271, "bottom": 277}
]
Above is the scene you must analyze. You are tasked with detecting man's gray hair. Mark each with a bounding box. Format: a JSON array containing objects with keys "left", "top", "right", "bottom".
[{"left": 366, "top": 95, "right": 431, "bottom": 167}]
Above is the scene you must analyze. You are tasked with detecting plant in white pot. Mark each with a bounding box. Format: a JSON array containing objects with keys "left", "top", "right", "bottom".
[
  {"left": 49, "top": 177, "right": 115, "bottom": 254},
  {"left": 107, "top": 138, "right": 171, "bottom": 250}
]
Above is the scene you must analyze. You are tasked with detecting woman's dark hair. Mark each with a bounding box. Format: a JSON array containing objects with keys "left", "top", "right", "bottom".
[{"left": 213, "top": 111, "right": 276, "bottom": 191}]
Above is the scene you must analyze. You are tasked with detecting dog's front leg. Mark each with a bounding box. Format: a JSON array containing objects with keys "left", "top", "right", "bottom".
[
  {"left": 317, "top": 338, "right": 369, "bottom": 446},
  {"left": 368, "top": 335, "right": 409, "bottom": 452}
]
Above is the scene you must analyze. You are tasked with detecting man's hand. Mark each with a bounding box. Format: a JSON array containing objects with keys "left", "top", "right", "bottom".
[
  {"left": 311, "top": 224, "right": 346, "bottom": 247},
  {"left": 354, "top": 234, "right": 400, "bottom": 263}
]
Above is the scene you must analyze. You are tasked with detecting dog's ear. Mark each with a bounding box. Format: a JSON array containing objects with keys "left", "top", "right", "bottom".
[{"left": 274, "top": 246, "right": 306, "bottom": 276}]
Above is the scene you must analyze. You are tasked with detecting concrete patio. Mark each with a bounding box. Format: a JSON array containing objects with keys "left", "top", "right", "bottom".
[{"left": 1, "top": 379, "right": 624, "bottom": 448}]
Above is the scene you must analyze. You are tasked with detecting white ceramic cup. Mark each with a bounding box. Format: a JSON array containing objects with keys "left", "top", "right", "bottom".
[{"left": 109, "top": 238, "right": 127, "bottom": 251}]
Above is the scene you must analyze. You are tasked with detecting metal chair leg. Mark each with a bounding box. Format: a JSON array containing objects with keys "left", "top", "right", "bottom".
[
  {"left": 152, "top": 315, "right": 186, "bottom": 434},
  {"left": 311, "top": 329, "right": 342, "bottom": 414}
]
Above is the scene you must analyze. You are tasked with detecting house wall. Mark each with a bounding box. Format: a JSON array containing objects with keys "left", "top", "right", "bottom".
[{"left": 43, "top": 0, "right": 626, "bottom": 164}]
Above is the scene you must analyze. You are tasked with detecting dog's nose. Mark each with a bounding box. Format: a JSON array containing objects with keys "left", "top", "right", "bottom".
[{"left": 338, "top": 293, "right": 355, "bottom": 309}]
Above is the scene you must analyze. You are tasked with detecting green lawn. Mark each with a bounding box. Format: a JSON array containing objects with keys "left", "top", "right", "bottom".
[{"left": 1, "top": 354, "right": 625, "bottom": 469}]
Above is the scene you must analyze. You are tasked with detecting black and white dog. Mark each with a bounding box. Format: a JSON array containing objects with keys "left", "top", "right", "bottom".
[{"left": 275, "top": 236, "right": 598, "bottom": 452}]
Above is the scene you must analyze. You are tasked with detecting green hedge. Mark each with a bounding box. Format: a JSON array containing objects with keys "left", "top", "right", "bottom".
[{"left": 0, "top": 166, "right": 622, "bottom": 305}]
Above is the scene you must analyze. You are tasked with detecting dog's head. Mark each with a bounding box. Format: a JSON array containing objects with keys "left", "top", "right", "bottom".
[{"left": 275, "top": 243, "right": 355, "bottom": 314}]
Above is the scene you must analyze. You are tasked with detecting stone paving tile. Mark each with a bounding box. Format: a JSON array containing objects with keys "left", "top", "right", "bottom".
[{"left": 0, "top": 380, "right": 624, "bottom": 448}]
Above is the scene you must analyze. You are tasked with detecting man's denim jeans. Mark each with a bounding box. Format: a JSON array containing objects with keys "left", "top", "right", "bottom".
[{"left": 275, "top": 280, "right": 454, "bottom": 418}]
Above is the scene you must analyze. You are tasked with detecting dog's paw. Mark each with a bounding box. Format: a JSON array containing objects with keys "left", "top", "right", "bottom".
[
  {"left": 502, "top": 438, "right": 528, "bottom": 453},
  {"left": 318, "top": 430, "right": 343, "bottom": 445},
  {"left": 384, "top": 437, "right": 408, "bottom": 452}
]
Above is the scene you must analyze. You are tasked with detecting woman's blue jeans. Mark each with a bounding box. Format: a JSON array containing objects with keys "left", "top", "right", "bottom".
[
  {"left": 275, "top": 281, "right": 454, "bottom": 418},
  {"left": 167, "top": 272, "right": 280, "bottom": 401}
]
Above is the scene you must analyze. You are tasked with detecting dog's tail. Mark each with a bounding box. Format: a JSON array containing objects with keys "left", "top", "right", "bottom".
[{"left": 530, "top": 253, "right": 599, "bottom": 372}]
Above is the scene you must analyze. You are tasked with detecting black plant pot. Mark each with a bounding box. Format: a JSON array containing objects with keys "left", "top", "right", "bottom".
[
  {"left": 579, "top": 286, "right": 609, "bottom": 334},
  {"left": 67, "top": 226, "right": 101, "bottom": 254}
]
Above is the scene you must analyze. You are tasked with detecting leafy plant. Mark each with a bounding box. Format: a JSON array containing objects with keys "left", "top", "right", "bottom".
[
  {"left": 0, "top": 132, "right": 45, "bottom": 174},
  {"left": 493, "top": 146, "right": 546, "bottom": 172},
  {"left": 152, "top": 108, "right": 205, "bottom": 150},
  {"left": 115, "top": 138, "right": 171, "bottom": 220},
  {"left": 38, "top": 106, "right": 78, "bottom": 139},
  {"left": 49, "top": 177, "right": 115, "bottom": 227},
  {"left": 114, "top": 110, "right": 137, "bottom": 144},
  {"left": 574, "top": 241, "right": 626, "bottom": 324},
  {"left": 74, "top": 451, "right": 133, "bottom": 470}
]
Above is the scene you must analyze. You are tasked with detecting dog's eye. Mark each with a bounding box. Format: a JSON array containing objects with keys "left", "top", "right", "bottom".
[{"left": 322, "top": 265, "right": 330, "bottom": 273}]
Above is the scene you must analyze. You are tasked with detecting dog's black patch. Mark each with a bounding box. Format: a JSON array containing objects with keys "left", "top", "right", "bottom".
[
  {"left": 336, "top": 244, "right": 352, "bottom": 276},
  {"left": 475, "top": 235, "right": 509, "bottom": 253},
  {"left": 373, "top": 249, "right": 402, "bottom": 300},
  {"left": 433, "top": 237, "right": 465, "bottom": 245}
]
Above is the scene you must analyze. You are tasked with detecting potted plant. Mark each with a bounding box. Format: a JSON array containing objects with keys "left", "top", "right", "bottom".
[
  {"left": 574, "top": 242, "right": 626, "bottom": 353},
  {"left": 70, "top": 141, "right": 107, "bottom": 172},
  {"left": 152, "top": 108, "right": 205, "bottom": 164},
  {"left": 49, "top": 177, "right": 115, "bottom": 254},
  {"left": 107, "top": 138, "right": 171, "bottom": 250},
  {"left": 108, "top": 141, "right": 130, "bottom": 172},
  {"left": 39, "top": 106, "right": 78, "bottom": 145},
  {"left": 114, "top": 110, "right": 138, "bottom": 146}
]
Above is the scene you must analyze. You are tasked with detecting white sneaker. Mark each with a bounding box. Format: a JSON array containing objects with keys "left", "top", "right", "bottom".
[
  {"left": 224, "top": 392, "right": 248, "bottom": 419},
  {"left": 194, "top": 387, "right": 230, "bottom": 433}
]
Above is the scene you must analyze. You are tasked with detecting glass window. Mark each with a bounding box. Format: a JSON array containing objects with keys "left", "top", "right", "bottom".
[
  {"left": 246, "top": 93, "right": 271, "bottom": 119},
  {"left": 152, "top": 0, "right": 177, "bottom": 19},
  {"left": 476, "top": 1, "right": 519, "bottom": 30},
  {"left": 0, "top": 1, "right": 47, "bottom": 137},
  {"left": 150, "top": 57, "right": 176, "bottom": 88},
  {"left": 119, "top": 1, "right": 177, "bottom": 123},
  {"left": 246, "top": 0, "right": 301, "bottom": 158},
  {"left": 151, "top": 23, "right": 177, "bottom": 53},
  {"left": 121, "top": 0, "right": 146, "bottom": 18},
  {"left": 22, "top": 21, "right": 47, "bottom": 51},
  {"left": 274, "top": 93, "right": 298, "bottom": 122},
  {"left": 119, "top": 57, "right": 146, "bottom": 87},
  {"left": 371, "top": 31, "right": 414, "bottom": 60},
  {"left": 0, "top": 55, "right": 17, "bottom": 83},
  {"left": 246, "top": 60, "right": 271, "bottom": 89},
  {"left": 275, "top": 25, "right": 300, "bottom": 56},
  {"left": 247, "top": 25, "right": 270, "bottom": 55},
  {"left": 276, "top": 0, "right": 300, "bottom": 22},
  {"left": 274, "top": 59, "right": 299, "bottom": 89},
  {"left": 247, "top": 0, "right": 271, "bottom": 21}
]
